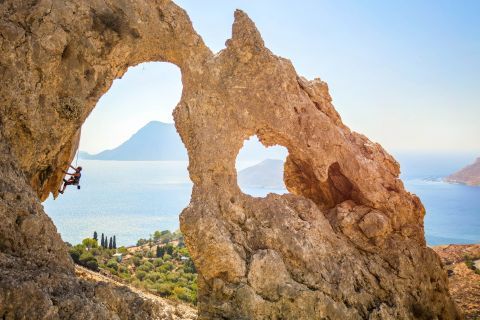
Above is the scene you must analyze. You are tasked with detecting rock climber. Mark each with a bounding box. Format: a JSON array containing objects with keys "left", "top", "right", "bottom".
[{"left": 59, "top": 164, "right": 82, "bottom": 194}]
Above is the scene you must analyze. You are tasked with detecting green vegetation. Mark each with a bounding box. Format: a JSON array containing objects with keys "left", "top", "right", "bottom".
[
  {"left": 464, "top": 254, "right": 479, "bottom": 273},
  {"left": 68, "top": 230, "right": 197, "bottom": 305}
]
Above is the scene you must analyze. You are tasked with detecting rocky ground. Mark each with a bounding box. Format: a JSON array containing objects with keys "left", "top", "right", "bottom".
[
  {"left": 78, "top": 244, "right": 480, "bottom": 320},
  {"left": 433, "top": 244, "right": 480, "bottom": 319}
]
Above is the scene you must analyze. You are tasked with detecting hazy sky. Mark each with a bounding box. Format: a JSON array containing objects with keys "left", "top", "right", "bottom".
[{"left": 81, "top": 0, "right": 479, "bottom": 154}]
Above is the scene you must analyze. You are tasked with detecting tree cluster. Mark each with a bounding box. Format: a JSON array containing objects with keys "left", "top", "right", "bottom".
[{"left": 99, "top": 232, "right": 117, "bottom": 249}]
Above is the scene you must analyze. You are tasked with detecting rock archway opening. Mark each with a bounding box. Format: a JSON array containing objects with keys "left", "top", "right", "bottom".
[
  {"left": 235, "top": 135, "right": 289, "bottom": 197},
  {"left": 44, "top": 61, "right": 192, "bottom": 248},
  {"left": 43, "top": 60, "right": 200, "bottom": 305}
]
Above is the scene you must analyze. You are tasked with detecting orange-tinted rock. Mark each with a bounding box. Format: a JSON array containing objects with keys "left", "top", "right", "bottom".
[{"left": 0, "top": 1, "right": 460, "bottom": 319}]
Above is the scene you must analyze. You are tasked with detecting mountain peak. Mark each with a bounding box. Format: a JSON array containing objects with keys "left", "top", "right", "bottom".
[{"left": 80, "top": 122, "right": 187, "bottom": 161}]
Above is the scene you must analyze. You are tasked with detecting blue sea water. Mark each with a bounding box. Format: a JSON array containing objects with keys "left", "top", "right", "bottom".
[
  {"left": 44, "top": 161, "right": 192, "bottom": 247},
  {"left": 44, "top": 155, "right": 480, "bottom": 247},
  {"left": 396, "top": 152, "right": 480, "bottom": 245}
]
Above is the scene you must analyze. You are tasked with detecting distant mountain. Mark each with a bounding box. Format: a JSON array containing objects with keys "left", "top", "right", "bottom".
[
  {"left": 236, "top": 136, "right": 288, "bottom": 162},
  {"left": 445, "top": 157, "right": 480, "bottom": 186},
  {"left": 238, "top": 159, "right": 286, "bottom": 189},
  {"left": 78, "top": 151, "right": 95, "bottom": 160},
  {"left": 80, "top": 121, "right": 188, "bottom": 161}
]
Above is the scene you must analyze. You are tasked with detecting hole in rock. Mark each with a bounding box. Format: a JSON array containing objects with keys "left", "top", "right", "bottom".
[
  {"left": 235, "top": 135, "right": 289, "bottom": 197},
  {"left": 44, "top": 62, "right": 198, "bottom": 305}
]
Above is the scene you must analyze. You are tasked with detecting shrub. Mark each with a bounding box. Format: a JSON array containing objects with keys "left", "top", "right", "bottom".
[
  {"left": 143, "top": 279, "right": 154, "bottom": 287},
  {"left": 107, "top": 268, "right": 118, "bottom": 275},
  {"left": 119, "top": 272, "right": 131, "bottom": 281},
  {"left": 183, "top": 272, "right": 196, "bottom": 281},
  {"left": 465, "top": 259, "right": 475, "bottom": 270},
  {"left": 173, "top": 286, "right": 195, "bottom": 303},
  {"left": 117, "top": 246, "right": 128, "bottom": 254},
  {"left": 82, "top": 238, "right": 98, "bottom": 249},
  {"left": 79, "top": 252, "right": 99, "bottom": 271},
  {"left": 85, "top": 259, "right": 99, "bottom": 271},
  {"left": 184, "top": 259, "right": 196, "bottom": 273},
  {"left": 68, "top": 246, "right": 83, "bottom": 263},
  {"left": 136, "top": 239, "right": 148, "bottom": 246},
  {"left": 153, "top": 231, "right": 162, "bottom": 241},
  {"left": 166, "top": 272, "right": 180, "bottom": 283},
  {"left": 106, "top": 259, "right": 119, "bottom": 271},
  {"left": 153, "top": 258, "right": 163, "bottom": 267},
  {"left": 146, "top": 272, "right": 162, "bottom": 282},
  {"left": 177, "top": 247, "right": 189, "bottom": 257},
  {"left": 135, "top": 270, "right": 147, "bottom": 281},
  {"left": 138, "top": 261, "right": 154, "bottom": 272},
  {"left": 153, "top": 282, "right": 174, "bottom": 297},
  {"left": 158, "top": 262, "right": 174, "bottom": 273},
  {"left": 131, "top": 256, "right": 141, "bottom": 267},
  {"left": 118, "top": 265, "right": 129, "bottom": 274}
]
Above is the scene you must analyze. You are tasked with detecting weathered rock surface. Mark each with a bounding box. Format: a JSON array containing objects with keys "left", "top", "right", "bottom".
[
  {"left": 433, "top": 245, "right": 480, "bottom": 319},
  {"left": 445, "top": 157, "right": 480, "bottom": 186},
  {"left": 0, "top": 0, "right": 460, "bottom": 319}
]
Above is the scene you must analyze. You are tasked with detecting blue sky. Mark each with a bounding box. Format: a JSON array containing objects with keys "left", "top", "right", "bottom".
[{"left": 81, "top": 0, "right": 479, "bottom": 154}]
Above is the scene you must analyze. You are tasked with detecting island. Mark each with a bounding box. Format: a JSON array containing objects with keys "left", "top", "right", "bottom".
[{"left": 445, "top": 157, "right": 480, "bottom": 186}]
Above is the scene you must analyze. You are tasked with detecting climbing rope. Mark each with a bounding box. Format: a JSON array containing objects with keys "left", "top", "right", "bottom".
[{"left": 75, "top": 149, "right": 79, "bottom": 167}]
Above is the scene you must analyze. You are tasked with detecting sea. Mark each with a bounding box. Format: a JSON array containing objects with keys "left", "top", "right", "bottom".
[{"left": 44, "top": 155, "right": 480, "bottom": 247}]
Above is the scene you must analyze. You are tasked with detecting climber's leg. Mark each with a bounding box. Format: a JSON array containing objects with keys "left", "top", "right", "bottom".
[{"left": 59, "top": 180, "right": 72, "bottom": 194}]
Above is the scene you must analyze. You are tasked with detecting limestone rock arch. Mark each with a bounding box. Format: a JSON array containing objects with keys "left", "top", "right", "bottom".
[{"left": 0, "top": 0, "right": 460, "bottom": 319}]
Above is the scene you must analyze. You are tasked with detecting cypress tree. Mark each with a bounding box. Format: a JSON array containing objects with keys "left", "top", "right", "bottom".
[
  {"left": 93, "top": 231, "right": 98, "bottom": 241},
  {"left": 108, "top": 237, "right": 113, "bottom": 249},
  {"left": 104, "top": 235, "right": 108, "bottom": 248},
  {"left": 101, "top": 233, "right": 105, "bottom": 248},
  {"left": 113, "top": 236, "right": 117, "bottom": 249},
  {"left": 156, "top": 245, "right": 165, "bottom": 258}
]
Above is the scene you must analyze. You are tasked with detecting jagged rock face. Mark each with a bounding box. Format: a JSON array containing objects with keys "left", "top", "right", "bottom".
[{"left": 0, "top": 0, "right": 460, "bottom": 319}]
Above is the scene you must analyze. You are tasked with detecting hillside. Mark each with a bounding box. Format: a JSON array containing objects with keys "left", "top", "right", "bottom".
[
  {"left": 445, "top": 157, "right": 480, "bottom": 186},
  {"left": 69, "top": 230, "right": 198, "bottom": 306},
  {"left": 80, "top": 121, "right": 188, "bottom": 161},
  {"left": 238, "top": 159, "right": 286, "bottom": 189},
  {"left": 75, "top": 265, "right": 196, "bottom": 319},
  {"left": 432, "top": 244, "right": 480, "bottom": 319}
]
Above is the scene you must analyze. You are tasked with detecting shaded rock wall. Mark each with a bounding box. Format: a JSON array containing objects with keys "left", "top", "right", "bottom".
[{"left": 0, "top": 0, "right": 460, "bottom": 319}]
